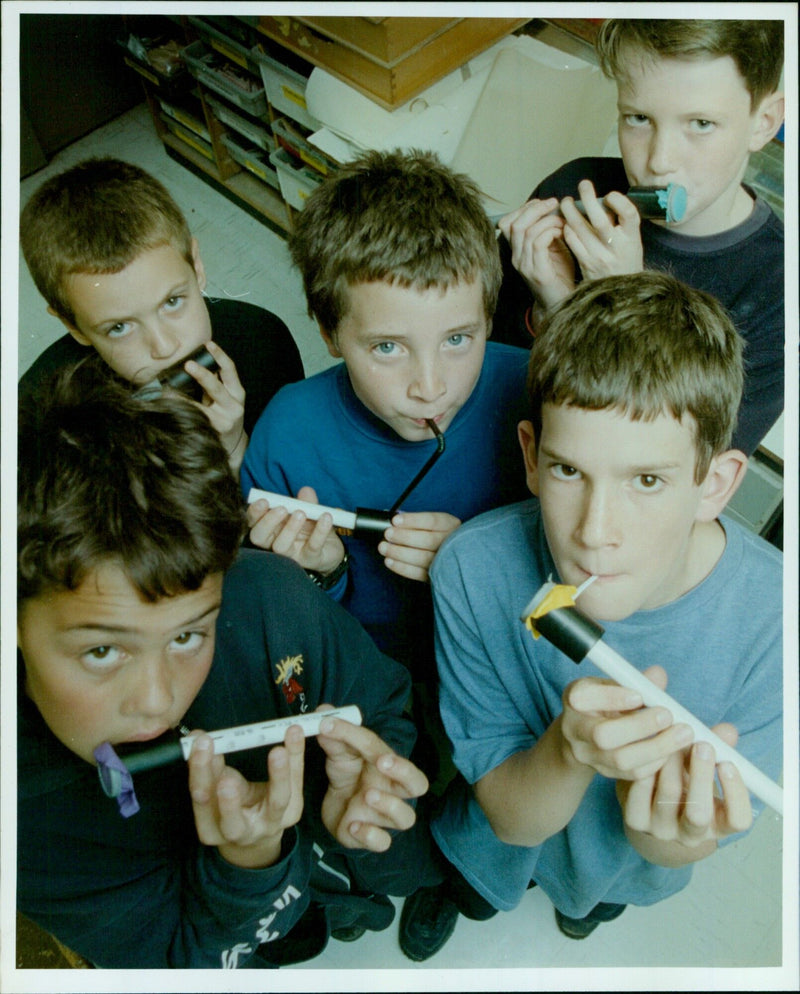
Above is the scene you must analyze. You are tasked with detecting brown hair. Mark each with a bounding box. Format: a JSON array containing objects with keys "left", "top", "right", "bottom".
[
  {"left": 288, "top": 148, "right": 501, "bottom": 339},
  {"left": 17, "top": 362, "right": 245, "bottom": 605},
  {"left": 596, "top": 19, "right": 784, "bottom": 108},
  {"left": 526, "top": 272, "right": 744, "bottom": 482},
  {"left": 20, "top": 158, "right": 194, "bottom": 326}
]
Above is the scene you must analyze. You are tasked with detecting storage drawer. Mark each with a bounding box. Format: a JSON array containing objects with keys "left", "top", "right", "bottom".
[
  {"left": 271, "top": 116, "right": 338, "bottom": 176},
  {"left": 182, "top": 40, "right": 267, "bottom": 117},
  {"left": 206, "top": 94, "right": 274, "bottom": 152},
  {"left": 159, "top": 99, "right": 210, "bottom": 143},
  {"left": 161, "top": 115, "right": 215, "bottom": 162},
  {"left": 188, "top": 16, "right": 261, "bottom": 75},
  {"left": 222, "top": 133, "right": 280, "bottom": 189},
  {"left": 251, "top": 47, "right": 319, "bottom": 131},
  {"left": 269, "top": 148, "right": 324, "bottom": 210}
]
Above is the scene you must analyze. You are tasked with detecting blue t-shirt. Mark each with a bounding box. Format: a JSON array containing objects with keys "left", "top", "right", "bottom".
[
  {"left": 430, "top": 501, "right": 783, "bottom": 915},
  {"left": 241, "top": 342, "right": 531, "bottom": 677}
]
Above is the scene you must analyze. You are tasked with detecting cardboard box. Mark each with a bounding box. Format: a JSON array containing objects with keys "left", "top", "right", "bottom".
[{"left": 257, "top": 16, "right": 528, "bottom": 108}]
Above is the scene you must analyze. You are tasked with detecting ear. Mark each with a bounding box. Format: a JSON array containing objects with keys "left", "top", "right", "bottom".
[
  {"left": 695, "top": 449, "right": 749, "bottom": 522},
  {"left": 190, "top": 238, "right": 207, "bottom": 292},
  {"left": 748, "top": 91, "right": 785, "bottom": 153},
  {"left": 48, "top": 305, "right": 92, "bottom": 346},
  {"left": 517, "top": 420, "right": 540, "bottom": 496},
  {"left": 318, "top": 320, "right": 342, "bottom": 358}
]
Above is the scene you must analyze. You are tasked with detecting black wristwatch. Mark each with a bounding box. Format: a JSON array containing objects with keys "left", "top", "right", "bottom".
[{"left": 305, "top": 551, "right": 350, "bottom": 591}]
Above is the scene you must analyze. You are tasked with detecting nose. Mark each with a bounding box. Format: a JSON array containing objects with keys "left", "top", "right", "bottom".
[
  {"left": 145, "top": 320, "right": 181, "bottom": 362},
  {"left": 646, "top": 126, "right": 678, "bottom": 178},
  {"left": 121, "top": 655, "right": 175, "bottom": 719},
  {"left": 574, "top": 485, "right": 621, "bottom": 550},
  {"left": 408, "top": 356, "right": 446, "bottom": 404}
]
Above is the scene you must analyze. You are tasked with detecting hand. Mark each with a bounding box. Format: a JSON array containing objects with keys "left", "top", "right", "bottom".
[
  {"left": 247, "top": 485, "right": 346, "bottom": 576},
  {"left": 316, "top": 707, "right": 429, "bottom": 852},
  {"left": 377, "top": 510, "right": 461, "bottom": 582},
  {"left": 560, "top": 179, "right": 644, "bottom": 281},
  {"left": 618, "top": 722, "right": 753, "bottom": 853},
  {"left": 498, "top": 198, "right": 576, "bottom": 309},
  {"left": 561, "top": 666, "right": 694, "bottom": 781},
  {"left": 187, "top": 724, "right": 306, "bottom": 868},
  {"left": 185, "top": 340, "right": 247, "bottom": 468}
]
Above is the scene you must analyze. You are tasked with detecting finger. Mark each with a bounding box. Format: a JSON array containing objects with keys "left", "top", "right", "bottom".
[
  {"left": 270, "top": 511, "right": 314, "bottom": 555},
  {"left": 380, "top": 555, "right": 430, "bottom": 583},
  {"left": 185, "top": 358, "right": 226, "bottom": 401},
  {"left": 716, "top": 761, "right": 753, "bottom": 835},
  {"left": 378, "top": 537, "right": 434, "bottom": 566},
  {"left": 681, "top": 741, "right": 716, "bottom": 833},
  {"left": 318, "top": 718, "right": 424, "bottom": 792},
  {"left": 622, "top": 773, "right": 657, "bottom": 832},
  {"left": 604, "top": 191, "right": 642, "bottom": 229},
  {"left": 205, "top": 340, "right": 245, "bottom": 400},
  {"left": 296, "top": 485, "right": 320, "bottom": 504},
  {"left": 343, "top": 819, "right": 393, "bottom": 853},
  {"left": 565, "top": 676, "right": 644, "bottom": 715},
  {"left": 216, "top": 766, "right": 252, "bottom": 842},
  {"left": 248, "top": 504, "right": 290, "bottom": 549},
  {"left": 187, "top": 732, "right": 225, "bottom": 805},
  {"left": 302, "top": 515, "right": 339, "bottom": 556},
  {"left": 390, "top": 511, "right": 460, "bottom": 534}
]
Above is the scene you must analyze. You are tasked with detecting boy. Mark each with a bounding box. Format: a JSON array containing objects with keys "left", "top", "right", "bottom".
[
  {"left": 241, "top": 149, "right": 530, "bottom": 681},
  {"left": 19, "top": 157, "right": 304, "bottom": 470},
  {"left": 399, "top": 272, "right": 782, "bottom": 959},
  {"left": 16, "top": 364, "right": 443, "bottom": 969},
  {"left": 494, "top": 19, "right": 785, "bottom": 456}
]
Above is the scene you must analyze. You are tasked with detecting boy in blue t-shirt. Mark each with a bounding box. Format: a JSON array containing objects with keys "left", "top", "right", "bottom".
[
  {"left": 241, "top": 150, "right": 530, "bottom": 682},
  {"left": 399, "top": 271, "right": 782, "bottom": 960},
  {"left": 494, "top": 18, "right": 785, "bottom": 455}
]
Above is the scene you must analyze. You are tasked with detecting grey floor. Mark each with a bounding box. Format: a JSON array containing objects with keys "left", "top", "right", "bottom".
[{"left": 14, "top": 103, "right": 793, "bottom": 990}]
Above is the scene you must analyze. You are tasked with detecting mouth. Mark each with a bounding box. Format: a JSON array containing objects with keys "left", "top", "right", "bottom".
[{"left": 121, "top": 726, "right": 172, "bottom": 744}]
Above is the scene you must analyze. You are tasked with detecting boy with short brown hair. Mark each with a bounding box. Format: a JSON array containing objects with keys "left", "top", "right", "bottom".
[{"left": 494, "top": 18, "right": 785, "bottom": 456}]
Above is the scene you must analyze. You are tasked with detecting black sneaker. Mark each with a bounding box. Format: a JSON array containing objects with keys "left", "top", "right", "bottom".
[
  {"left": 331, "top": 925, "right": 367, "bottom": 942},
  {"left": 399, "top": 885, "right": 459, "bottom": 961},
  {"left": 554, "top": 902, "right": 626, "bottom": 939}
]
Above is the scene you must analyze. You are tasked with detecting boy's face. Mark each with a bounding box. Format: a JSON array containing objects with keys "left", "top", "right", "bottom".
[
  {"left": 323, "top": 279, "right": 489, "bottom": 442},
  {"left": 520, "top": 403, "right": 718, "bottom": 622},
  {"left": 18, "top": 564, "right": 223, "bottom": 765},
  {"left": 616, "top": 54, "right": 780, "bottom": 236},
  {"left": 59, "top": 240, "right": 212, "bottom": 386}
]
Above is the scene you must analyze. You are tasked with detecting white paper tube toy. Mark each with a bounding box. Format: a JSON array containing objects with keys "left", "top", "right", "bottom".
[
  {"left": 179, "top": 705, "right": 363, "bottom": 760},
  {"left": 248, "top": 488, "right": 357, "bottom": 530},
  {"left": 521, "top": 582, "right": 783, "bottom": 816}
]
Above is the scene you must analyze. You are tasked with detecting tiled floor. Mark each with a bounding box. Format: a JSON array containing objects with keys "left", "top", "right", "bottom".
[{"left": 14, "top": 103, "right": 793, "bottom": 988}]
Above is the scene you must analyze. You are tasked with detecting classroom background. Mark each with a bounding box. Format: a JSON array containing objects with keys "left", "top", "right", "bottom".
[{"left": 12, "top": 10, "right": 788, "bottom": 981}]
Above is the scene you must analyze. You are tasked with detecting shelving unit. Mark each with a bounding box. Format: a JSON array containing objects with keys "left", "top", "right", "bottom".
[
  {"left": 120, "top": 13, "right": 529, "bottom": 233},
  {"left": 119, "top": 14, "right": 323, "bottom": 234}
]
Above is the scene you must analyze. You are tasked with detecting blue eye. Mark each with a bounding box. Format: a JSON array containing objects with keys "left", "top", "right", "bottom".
[
  {"left": 373, "top": 342, "right": 397, "bottom": 356},
  {"left": 106, "top": 323, "right": 132, "bottom": 339},
  {"left": 162, "top": 295, "right": 184, "bottom": 312}
]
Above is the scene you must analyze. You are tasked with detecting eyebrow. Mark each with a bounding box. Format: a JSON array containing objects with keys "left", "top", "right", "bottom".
[
  {"left": 540, "top": 446, "right": 682, "bottom": 474},
  {"left": 62, "top": 603, "right": 222, "bottom": 636}
]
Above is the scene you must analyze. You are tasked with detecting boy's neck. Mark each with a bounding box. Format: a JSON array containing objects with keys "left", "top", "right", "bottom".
[{"left": 682, "top": 518, "right": 728, "bottom": 596}]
